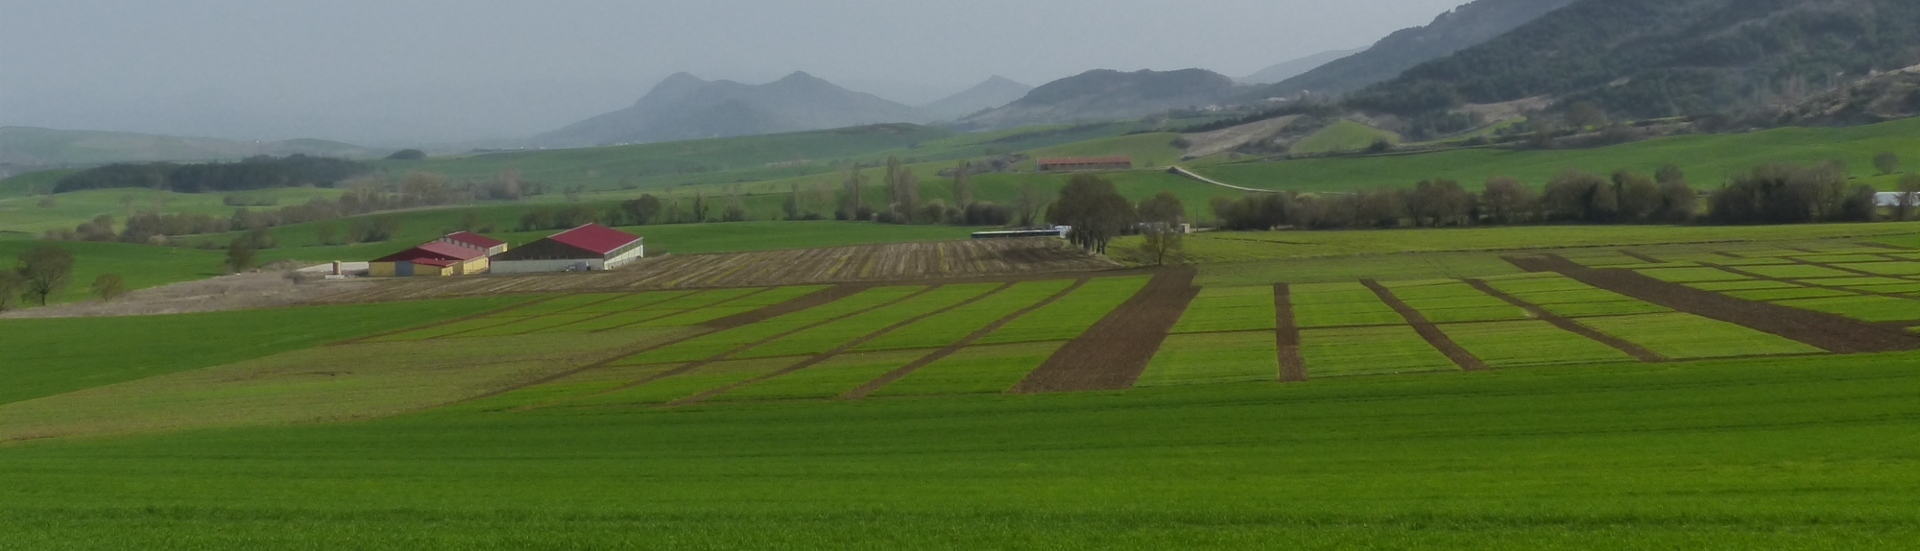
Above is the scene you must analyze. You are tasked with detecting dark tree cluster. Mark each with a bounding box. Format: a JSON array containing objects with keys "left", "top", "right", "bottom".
[
  {"left": 54, "top": 155, "right": 373, "bottom": 194},
  {"left": 1707, "top": 163, "right": 1880, "bottom": 225},
  {"left": 833, "top": 159, "right": 1022, "bottom": 228},
  {"left": 43, "top": 172, "right": 461, "bottom": 245},
  {"left": 1210, "top": 165, "right": 1701, "bottom": 231}
]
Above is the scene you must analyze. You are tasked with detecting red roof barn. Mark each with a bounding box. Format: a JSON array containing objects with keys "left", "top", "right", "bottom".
[
  {"left": 1037, "top": 157, "right": 1133, "bottom": 172},
  {"left": 440, "top": 231, "right": 509, "bottom": 256},
  {"left": 490, "top": 224, "right": 646, "bottom": 274}
]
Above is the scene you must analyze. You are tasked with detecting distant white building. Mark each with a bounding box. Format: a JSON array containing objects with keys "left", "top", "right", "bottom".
[{"left": 1878, "top": 192, "right": 1918, "bottom": 207}]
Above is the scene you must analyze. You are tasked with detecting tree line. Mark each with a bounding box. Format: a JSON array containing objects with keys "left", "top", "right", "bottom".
[
  {"left": 53, "top": 155, "right": 373, "bottom": 194},
  {"left": 0, "top": 246, "right": 125, "bottom": 311}
]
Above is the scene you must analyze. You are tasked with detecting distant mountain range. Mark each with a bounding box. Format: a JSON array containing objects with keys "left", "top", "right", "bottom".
[
  {"left": 954, "top": 69, "right": 1242, "bottom": 131},
  {"left": 920, "top": 77, "right": 1035, "bottom": 122},
  {"left": 0, "top": 127, "right": 382, "bottom": 171},
  {"left": 1350, "top": 0, "right": 1920, "bottom": 119},
  {"left": 1240, "top": 49, "right": 1367, "bottom": 85},
  {"left": 535, "top": 72, "right": 932, "bottom": 147},
  {"left": 1251, "top": 0, "right": 1579, "bottom": 100}
]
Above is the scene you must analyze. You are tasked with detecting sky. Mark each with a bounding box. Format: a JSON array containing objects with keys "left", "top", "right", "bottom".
[{"left": 0, "top": 0, "right": 1468, "bottom": 146}]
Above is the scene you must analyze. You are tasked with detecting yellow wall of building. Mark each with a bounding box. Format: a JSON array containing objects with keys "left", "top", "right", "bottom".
[{"left": 370, "top": 262, "right": 399, "bottom": 278}]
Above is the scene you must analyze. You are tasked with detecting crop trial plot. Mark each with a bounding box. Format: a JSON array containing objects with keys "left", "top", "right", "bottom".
[
  {"left": 368, "top": 316, "right": 529, "bottom": 342},
  {"left": 1557, "top": 250, "right": 1646, "bottom": 266},
  {"left": 853, "top": 280, "right": 1075, "bottom": 352},
  {"left": 1636, "top": 267, "right": 1749, "bottom": 283},
  {"left": 564, "top": 358, "right": 799, "bottom": 407},
  {"left": 1170, "top": 286, "right": 1277, "bottom": 334},
  {"left": 869, "top": 342, "right": 1065, "bottom": 397},
  {"left": 616, "top": 286, "right": 925, "bottom": 365},
  {"left": 562, "top": 291, "right": 694, "bottom": 314},
  {"left": 449, "top": 363, "right": 685, "bottom": 412},
  {"left": 1791, "top": 254, "right": 1889, "bottom": 264},
  {"left": 736, "top": 284, "right": 1001, "bottom": 359},
  {"left": 1439, "top": 321, "right": 1636, "bottom": 368},
  {"left": 1300, "top": 326, "right": 1458, "bottom": 377},
  {"left": 1795, "top": 276, "right": 1911, "bottom": 287},
  {"left": 974, "top": 276, "right": 1151, "bottom": 345},
  {"left": 1290, "top": 282, "right": 1406, "bottom": 328},
  {"left": 634, "top": 286, "right": 827, "bottom": 327},
  {"left": 710, "top": 349, "right": 931, "bottom": 402},
  {"left": 1738, "top": 264, "right": 1861, "bottom": 279},
  {"left": 1835, "top": 262, "right": 1920, "bottom": 276},
  {"left": 1384, "top": 281, "right": 1529, "bottom": 323},
  {"left": 1849, "top": 282, "right": 1920, "bottom": 294},
  {"left": 500, "top": 294, "right": 627, "bottom": 317},
  {"left": 1577, "top": 313, "right": 1824, "bottom": 359},
  {"left": 1773, "top": 296, "right": 1920, "bottom": 323},
  {"left": 1725, "top": 287, "right": 1858, "bottom": 302},
  {"left": 1137, "top": 331, "right": 1278, "bottom": 387},
  {"left": 456, "top": 312, "right": 610, "bottom": 338}
]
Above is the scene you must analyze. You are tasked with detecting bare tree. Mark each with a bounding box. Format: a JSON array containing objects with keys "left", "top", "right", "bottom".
[
  {"left": 952, "top": 162, "right": 975, "bottom": 208},
  {"left": 91, "top": 273, "right": 127, "bottom": 302},
  {"left": 1015, "top": 182, "right": 1047, "bottom": 227},
  {"left": 1874, "top": 152, "right": 1900, "bottom": 176},
  {"left": 17, "top": 245, "right": 75, "bottom": 306},
  {"left": 1481, "top": 177, "right": 1537, "bottom": 224},
  {"left": 1136, "top": 192, "right": 1186, "bottom": 265}
]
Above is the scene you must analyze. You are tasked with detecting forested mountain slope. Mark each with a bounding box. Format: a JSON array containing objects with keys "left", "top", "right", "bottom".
[
  {"left": 539, "top": 72, "right": 930, "bottom": 147},
  {"left": 1349, "top": 0, "right": 1920, "bottom": 119},
  {"left": 1252, "top": 0, "right": 1578, "bottom": 99}
]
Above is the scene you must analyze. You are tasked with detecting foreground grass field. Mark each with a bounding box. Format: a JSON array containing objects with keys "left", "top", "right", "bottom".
[{"left": 2, "top": 351, "right": 1916, "bottom": 549}]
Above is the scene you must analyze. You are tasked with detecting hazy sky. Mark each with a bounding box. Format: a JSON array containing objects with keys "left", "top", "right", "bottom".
[{"left": 0, "top": 0, "right": 1467, "bottom": 145}]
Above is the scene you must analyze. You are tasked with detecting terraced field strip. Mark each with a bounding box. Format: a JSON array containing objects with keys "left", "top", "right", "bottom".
[
  {"left": 614, "top": 286, "right": 929, "bottom": 366},
  {"left": 1576, "top": 313, "right": 1826, "bottom": 360},
  {"left": 1823, "top": 261, "right": 1920, "bottom": 277},
  {"left": 1382, "top": 280, "right": 1531, "bottom": 323},
  {"left": 1438, "top": 321, "right": 1640, "bottom": 368},
  {"left": 852, "top": 280, "right": 1078, "bottom": 352},
  {"left": 348, "top": 296, "right": 557, "bottom": 344},
  {"left": 708, "top": 350, "right": 932, "bottom": 402},
  {"left": 974, "top": 276, "right": 1154, "bottom": 345},
  {"left": 562, "top": 288, "right": 771, "bottom": 332},
  {"left": 1636, "top": 267, "right": 1752, "bottom": 284},
  {"left": 440, "top": 363, "right": 686, "bottom": 413},
  {"left": 865, "top": 342, "right": 1066, "bottom": 397},
  {"left": 678, "top": 284, "right": 1016, "bottom": 405},
  {"left": 560, "top": 358, "right": 800, "bottom": 408},
  {"left": 501, "top": 293, "right": 630, "bottom": 316},
  {"left": 1362, "top": 280, "right": 1487, "bottom": 372},
  {"left": 1773, "top": 295, "right": 1920, "bottom": 323},
  {"left": 562, "top": 291, "right": 695, "bottom": 314},
  {"left": 1290, "top": 282, "right": 1405, "bottom": 328},
  {"left": 1468, "top": 279, "right": 1665, "bottom": 362},
  {"left": 844, "top": 280, "right": 1090, "bottom": 399},
  {"left": 1276, "top": 284, "right": 1306, "bottom": 382},
  {"left": 1735, "top": 264, "right": 1862, "bottom": 280},
  {"left": 456, "top": 312, "right": 612, "bottom": 338},
  {"left": 1509, "top": 255, "right": 1920, "bottom": 354},
  {"left": 1299, "top": 326, "right": 1459, "bottom": 378},
  {"left": 1012, "top": 268, "right": 1198, "bottom": 393},
  {"left": 1169, "top": 286, "right": 1279, "bottom": 334},
  {"left": 632, "top": 286, "right": 828, "bottom": 328},
  {"left": 1136, "top": 331, "right": 1279, "bottom": 387},
  {"left": 499, "top": 288, "right": 772, "bottom": 336},
  {"left": 733, "top": 283, "right": 1006, "bottom": 359},
  {"left": 1481, "top": 273, "right": 1675, "bottom": 318}
]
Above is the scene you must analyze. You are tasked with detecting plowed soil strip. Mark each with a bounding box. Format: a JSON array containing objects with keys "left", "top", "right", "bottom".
[
  {"left": 1011, "top": 267, "right": 1199, "bottom": 394},
  {"left": 1362, "top": 279, "right": 1488, "bottom": 372},
  {"left": 1466, "top": 279, "right": 1666, "bottom": 363},
  {"left": 331, "top": 295, "right": 563, "bottom": 346},
  {"left": 672, "top": 283, "right": 1020, "bottom": 406},
  {"left": 1275, "top": 284, "right": 1307, "bottom": 382},
  {"left": 1507, "top": 255, "right": 1920, "bottom": 354},
  {"left": 840, "top": 279, "right": 1092, "bottom": 400},
  {"left": 524, "top": 286, "right": 940, "bottom": 410},
  {"left": 1619, "top": 249, "right": 1664, "bottom": 264}
]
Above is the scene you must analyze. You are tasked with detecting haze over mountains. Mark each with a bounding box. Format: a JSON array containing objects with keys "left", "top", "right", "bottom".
[
  {"left": 1240, "top": 49, "right": 1367, "bottom": 85},
  {"left": 1252, "top": 0, "right": 1581, "bottom": 99}
]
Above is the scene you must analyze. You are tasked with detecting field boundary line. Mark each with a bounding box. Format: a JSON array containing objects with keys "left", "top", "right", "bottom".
[
  {"left": 521, "top": 285, "right": 941, "bottom": 411},
  {"left": 1506, "top": 254, "right": 1920, "bottom": 354},
  {"left": 1618, "top": 249, "right": 1664, "bottom": 264},
  {"left": 1466, "top": 279, "right": 1667, "bottom": 363},
  {"left": 670, "top": 283, "right": 1020, "bottom": 406},
  {"left": 1011, "top": 267, "right": 1199, "bottom": 394},
  {"left": 1857, "top": 241, "right": 1915, "bottom": 251},
  {"left": 1362, "top": 279, "right": 1488, "bottom": 372},
  {"left": 1699, "top": 263, "right": 1905, "bottom": 299},
  {"left": 329, "top": 295, "right": 563, "bottom": 346},
  {"left": 1275, "top": 284, "right": 1307, "bottom": 383},
  {"left": 443, "top": 292, "right": 660, "bottom": 338},
  {"left": 1782, "top": 258, "right": 1896, "bottom": 279},
  {"left": 584, "top": 287, "right": 779, "bottom": 333},
  {"left": 840, "top": 279, "right": 1093, "bottom": 400}
]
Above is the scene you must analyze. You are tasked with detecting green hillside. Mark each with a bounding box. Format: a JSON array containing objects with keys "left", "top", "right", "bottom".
[
  {"left": 1195, "top": 116, "right": 1920, "bottom": 192},
  {"left": 1287, "top": 120, "right": 1402, "bottom": 154}
]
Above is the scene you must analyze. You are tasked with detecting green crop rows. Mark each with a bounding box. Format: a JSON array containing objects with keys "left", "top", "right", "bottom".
[
  {"left": 870, "top": 342, "right": 1065, "bottom": 397},
  {"left": 853, "top": 280, "right": 1076, "bottom": 352},
  {"left": 1170, "top": 286, "right": 1277, "bottom": 334},
  {"left": 1385, "top": 281, "right": 1531, "bottom": 323},
  {"left": 1439, "top": 321, "right": 1637, "bottom": 367},
  {"left": 1577, "top": 313, "right": 1824, "bottom": 359},
  {"left": 617, "top": 287, "right": 925, "bottom": 365},
  {"left": 975, "top": 276, "right": 1150, "bottom": 345},
  {"left": 1774, "top": 295, "right": 1920, "bottom": 323},
  {"left": 1137, "top": 331, "right": 1279, "bottom": 387},
  {"left": 1300, "top": 326, "right": 1458, "bottom": 377},
  {"left": 1290, "top": 282, "right": 1405, "bottom": 328},
  {"left": 737, "top": 284, "right": 1000, "bottom": 359}
]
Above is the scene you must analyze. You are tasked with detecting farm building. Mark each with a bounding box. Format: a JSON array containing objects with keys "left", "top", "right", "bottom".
[
  {"left": 1038, "top": 157, "right": 1133, "bottom": 172},
  {"left": 491, "top": 223, "right": 645, "bottom": 274},
  {"left": 440, "top": 231, "right": 509, "bottom": 256},
  {"left": 369, "top": 242, "right": 490, "bottom": 277},
  {"left": 1877, "top": 192, "right": 1917, "bottom": 207},
  {"left": 972, "top": 227, "right": 1070, "bottom": 239}
]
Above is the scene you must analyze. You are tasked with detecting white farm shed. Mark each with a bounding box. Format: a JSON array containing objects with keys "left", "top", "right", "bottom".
[{"left": 490, "top": 224, "right": 645, "bottom": 274}]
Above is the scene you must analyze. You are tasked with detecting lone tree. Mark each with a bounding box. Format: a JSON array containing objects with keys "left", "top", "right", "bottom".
[
  {"left": 1874, "top": 152, "right": 1900, "bottom": 176},
  {"left": 91, "top": 273, "right": 127, "bottom": 302},
  {"left": 1136, "top": 191, "right": 1186, "bottom": 265},
  {"left": 1049, "top": 175, "right": 1134, "bottom": 255},
  {"left": 225, "top": 239, "right": 257, "bottom": 274},
  {"left": 16, "top": 245, "right": 75, "bottom": 306}
]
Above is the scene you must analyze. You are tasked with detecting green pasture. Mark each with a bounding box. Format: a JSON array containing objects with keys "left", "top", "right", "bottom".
[
  {"left": 870, "top": 342, "right": 1063, "bottom": 397},
  {"left": 0, "top": 240, "right": 226, "bottom": 305},
  {"left": 1440, "top": 321, "right": 1637, "bottom": 367},
  {"left": 1138, "top": 331, "right": 1279, "bottom": 386},
  {"left": 1288, "top": 120, "right": 1402, "bottom": 155},
  {"left": 853, "top": 280, "right": 1075, "bottom": 352},
  {"left": 975, "top": 276, "right": 1149, "bottom": 344},
  {"left": 1193, "top": 116, "right": 1920, "bottom": 192},
  {"left": 0, "top": 186, "right": 343, "bottom": 235},
  {"left": 1300, "top": 325, "right": 1459, "bottom": 377}
]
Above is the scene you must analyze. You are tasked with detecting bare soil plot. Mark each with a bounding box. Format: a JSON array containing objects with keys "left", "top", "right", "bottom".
[
  {"left": 1169, "top": 285, "right": 1279, "bottom": 334},
  {"left": 1509, "top": 255, "right": 1920, "bottom": 354},
  {"left": 867, "top": 342, "right": 1064, "bottom": 398},
  {"left": 318, "top": 238, "right": 1120, "bottom": 304},
  {"left": 1299, "top": 326, "right": 1459, "bottom": 378},
  {"left": 1576, "top": 313, "right": 1825, "bottom": 360},
  {"left": 1011, "top": 268, "right": 1197, "bottom": 393},
  {"left": 1276, "top": 284, "right": 1306, "bottom": 383},
  {"left": 1363, "top": 280, "right": 1488, "bottom": 371},
  {"left": 1137, "top": 331, "right": 1279, "bottom": 387}
]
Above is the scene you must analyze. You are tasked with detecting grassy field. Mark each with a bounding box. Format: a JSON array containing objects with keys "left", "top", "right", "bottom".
[
  {"left": 1194, "top": 115, "right": 1920, "bottom": 192},
  {"left": 1288, "top": 120, "right": 1402, "bottom": 155}
]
